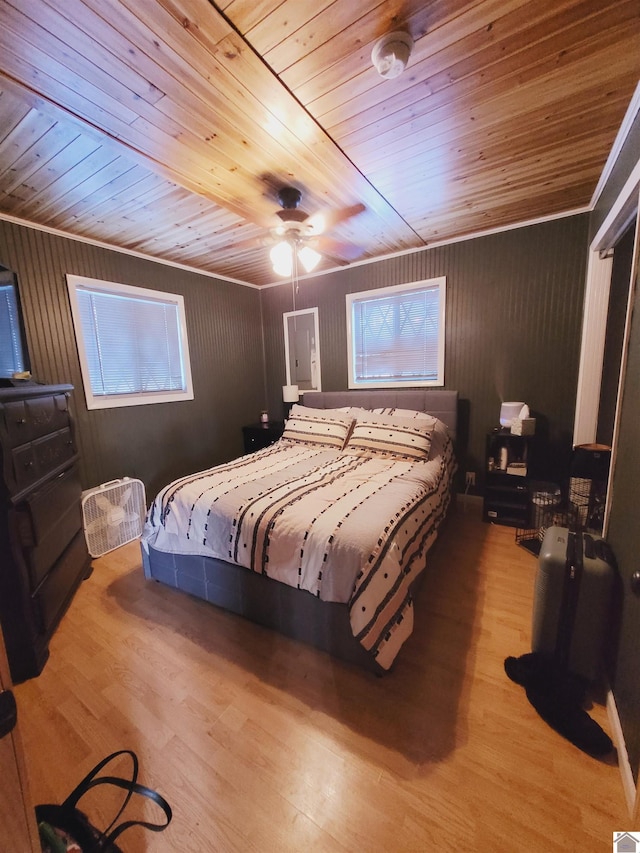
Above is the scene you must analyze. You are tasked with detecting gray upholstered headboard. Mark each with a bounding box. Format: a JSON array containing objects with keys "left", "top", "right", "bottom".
[{"left": 301, "top": 389, "right": 458, "bottom": 441}]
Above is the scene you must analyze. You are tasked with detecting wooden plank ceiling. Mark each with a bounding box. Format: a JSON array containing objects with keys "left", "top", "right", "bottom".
[{"left": 0, "top": 0, "right": 638, "bottom": 286}]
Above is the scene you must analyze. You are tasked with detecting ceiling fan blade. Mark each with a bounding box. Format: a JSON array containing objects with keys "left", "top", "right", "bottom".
[
  {"left": 314, "top": 235, "right": 365, "bottom": 263},
  {"left": 306, "top": 203, "right": 366, "bottom": 236}
]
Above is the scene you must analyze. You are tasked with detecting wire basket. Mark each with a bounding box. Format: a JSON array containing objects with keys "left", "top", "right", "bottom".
[
  {"left": 515, "top": 483, "right": 563, "bottom": 556},
  {"left": 569, "top": 476, "right": 607, "bottom": 532}
]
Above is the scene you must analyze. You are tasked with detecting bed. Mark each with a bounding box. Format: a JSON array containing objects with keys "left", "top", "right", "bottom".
[{"left": 141, "top": 389, "right": 458, "bottom": 673}]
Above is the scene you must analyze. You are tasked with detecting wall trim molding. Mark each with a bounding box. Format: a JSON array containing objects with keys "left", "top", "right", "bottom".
[
  {"left": 592, "top": 159, "right": 640, "bottom": 252},
  {"left": 573, "top": 252, "right": 614, "bottom": 445},
  {"left": 590, "top": 81, "right": 640, "bottom": 211}
]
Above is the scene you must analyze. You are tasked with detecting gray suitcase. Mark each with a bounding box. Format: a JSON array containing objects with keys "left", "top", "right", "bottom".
[{"left": 532, "top": 526, "right": 615, "bottom": 682}]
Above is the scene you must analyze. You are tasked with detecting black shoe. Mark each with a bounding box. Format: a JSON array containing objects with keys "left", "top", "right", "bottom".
[
  {"left": 525, "top": 682, "right": 613, "bottom": 757},
  {"left": 504, "top": 652, "right": 587, "bottom": 704}
]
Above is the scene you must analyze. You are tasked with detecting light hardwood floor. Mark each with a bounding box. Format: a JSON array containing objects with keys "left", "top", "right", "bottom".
[{"left": 15, "top": 502, "right": 634, "bottom": 851}]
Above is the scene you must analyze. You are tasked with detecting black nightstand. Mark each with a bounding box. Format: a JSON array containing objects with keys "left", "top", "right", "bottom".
[
  {"left": 242, "top": 421, "right": 285, "bottom": 453},
  {"left": 483, "top": 429, "right": 534, "bottom": 527}
]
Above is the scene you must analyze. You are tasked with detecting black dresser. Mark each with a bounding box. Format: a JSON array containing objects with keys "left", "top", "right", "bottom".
[{"left": 0, "top": 383, "right": 90, "bottom": 682}]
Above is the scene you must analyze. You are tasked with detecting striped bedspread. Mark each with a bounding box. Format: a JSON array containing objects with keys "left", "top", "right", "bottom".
[{"left": 142, "top": 435, "right": 456, "bottom": 669}]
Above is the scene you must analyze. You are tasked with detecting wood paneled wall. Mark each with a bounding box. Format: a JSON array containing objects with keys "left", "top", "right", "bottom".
[
  {"left": 0, "top": 213, "right": 589, "bottom": 497},
  {"left": 0, "top": 221, "right": 264, "bottom": 499},
  {"left": 261, "top": 215, "right": 590, "bottom": 489}
]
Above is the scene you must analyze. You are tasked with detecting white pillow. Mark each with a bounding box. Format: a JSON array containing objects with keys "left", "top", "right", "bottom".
[
  {"left": 372, "top": 407, "right": 439, "bottom": 424},
  {"left": 427, "top": 418, "right": 453, "bottom": 460},
  {"left": 282, "top": 405, "right": 353, "bottom": 449},
  {"left": 368, "top": 407, "right": 452, "bottom": 459},
  {"left": 344, "top": 411, "right": 433, "bottom": 460}
]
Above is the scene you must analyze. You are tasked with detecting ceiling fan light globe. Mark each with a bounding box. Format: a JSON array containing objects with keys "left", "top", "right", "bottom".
[
  {"left": 298, "top": 246, "right": 321, "bottom": 272},
  {"left": 270, "top": 241, "right": 293, "bottom": 276}
]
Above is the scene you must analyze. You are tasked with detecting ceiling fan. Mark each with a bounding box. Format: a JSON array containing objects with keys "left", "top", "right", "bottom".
[{"left": 266, "top": 186, "right": 365, "bottom": 277}]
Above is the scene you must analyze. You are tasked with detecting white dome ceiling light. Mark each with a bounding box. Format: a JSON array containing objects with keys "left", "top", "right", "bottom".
[{"left": 371, "top": 31, "right": 414, "bottom": 80}]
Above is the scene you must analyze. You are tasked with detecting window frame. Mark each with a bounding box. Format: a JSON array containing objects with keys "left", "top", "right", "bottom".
[
  {"left": 346, "top": 277, "right": 446, "bottom": 389},
  {"left": 66, "top": 274, "right": 194, "bottom": 410}
]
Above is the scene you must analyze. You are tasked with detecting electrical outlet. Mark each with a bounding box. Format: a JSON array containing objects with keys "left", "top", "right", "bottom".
[{"left": 465, "top": 471, "right": 476, "bottom": 488}]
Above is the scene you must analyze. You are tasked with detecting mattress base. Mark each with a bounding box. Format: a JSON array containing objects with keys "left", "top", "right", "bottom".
[{"left": 142, "top": 544, "right": 386, "bottom": 674}]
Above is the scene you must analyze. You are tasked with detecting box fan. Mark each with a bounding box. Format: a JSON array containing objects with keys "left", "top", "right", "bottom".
[{"left": 81, "top": 477, "right": 146, "bottom": 558}]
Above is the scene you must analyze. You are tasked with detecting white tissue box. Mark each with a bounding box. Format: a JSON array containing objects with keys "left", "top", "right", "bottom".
[
  {"left": 506, "top": 462, "right": 527, "bottom": 475},
  {"left": 511, "top": 417, "right": 535, "bottom": 435}
]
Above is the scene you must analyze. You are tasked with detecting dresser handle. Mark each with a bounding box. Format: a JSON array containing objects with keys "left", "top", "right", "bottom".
[
  {"left": 16, "top": 418, "right": 26, "bottom": 425},
  {"left": 23, "top": 460, "right": 33, "bottom": 468}
]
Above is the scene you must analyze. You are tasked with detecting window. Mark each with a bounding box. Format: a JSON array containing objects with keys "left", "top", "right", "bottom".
[
  {"left": 67, "top": 275, "right": 193, "bottom": 410},
  {"left": 346, "top": 277, "right": 445, "bottom": 388},
  {"left": 0, "top": 277, "right": 26, "bottom": 378}
]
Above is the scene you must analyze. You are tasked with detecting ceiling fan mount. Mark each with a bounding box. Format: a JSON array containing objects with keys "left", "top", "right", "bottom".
[{"left": 275, "top": 186, "right": 310, "bottom": 225}]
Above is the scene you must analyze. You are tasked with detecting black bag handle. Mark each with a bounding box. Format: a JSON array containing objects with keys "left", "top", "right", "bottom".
[
  {"left": 78, "top": 776, "right": 172, "bottom": 845},
  {"left": 62, "top": 749, "right": 138, "bottom": 841},
  {"left": 60, "top": 749, "right": 172, "bottom": 847}
]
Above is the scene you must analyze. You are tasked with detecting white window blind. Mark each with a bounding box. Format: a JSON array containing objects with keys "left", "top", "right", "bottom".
[
  {"left": 347, "top": 278, "right": 445, "bottom": 388},
  {"left": 67, "top": 275, "right": 193, "bottom": 410},
  {"left": 0, "top": 283, "right": 24, "bottom": 378}
]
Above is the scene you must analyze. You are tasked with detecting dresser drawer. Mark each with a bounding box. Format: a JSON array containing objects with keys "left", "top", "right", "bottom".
[
  {"left": 1, "top": 393, "right": 70, "bottom": 449},
  {"left": 33, "top": 426, "right": 75, "bottom": 471},
  {"left": 32, "top": 530, "right": 89, "bottom": 634},
  {"left": 2, "top": 400, "right": 29, "bottom": 446},
  {"left": 11, "top": 443, "right": 39, "bottom": 492},
  {"left": 10, "top": 428, "right": 75, "bottom": 493},
  {"left": 26, "top": 393, "right": 71, "bottom": 439},
  {"left": 13, "top": 467, "right": 83, "bottom": 589}
]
